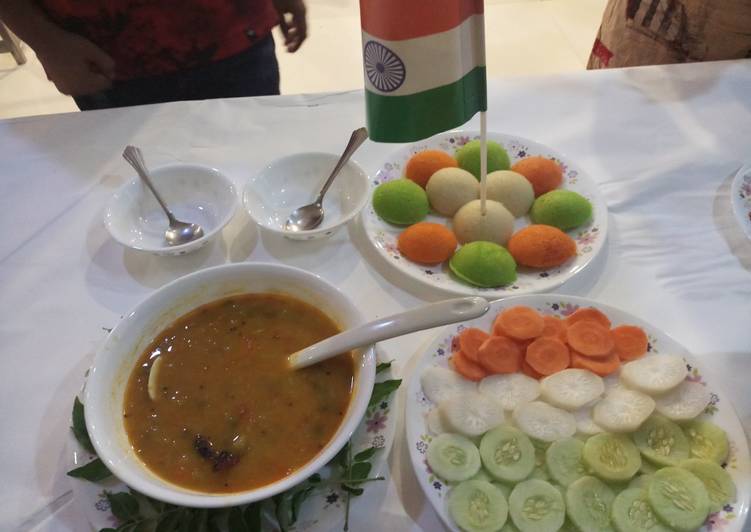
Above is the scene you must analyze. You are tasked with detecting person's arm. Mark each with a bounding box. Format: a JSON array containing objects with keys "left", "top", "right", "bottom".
[
  {"left": 0, "top": 0, "right": 114, "bottom": 95},
  {"left": 273, "top": 0, "right": 307, "bottom": 53}
]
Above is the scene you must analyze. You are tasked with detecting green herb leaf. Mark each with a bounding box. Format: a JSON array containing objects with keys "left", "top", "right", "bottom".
[
  {"left": 227, "top": 507, "right": 248, "bottom": 532},
  {"left": 332, "top": 442, "right": 350, "bottom": 468},
  {"left": 106, "top": 491, "right": 140, "bottom": 522},
  {"left": 368, "top": 379, "right": 401, "bottom": 407},
  {"left": 71, "top": 397, "right": 95, "bottom": 453},
  {"left": 349, "top": 462, "right": 372, "bottom": 481},
  {"left": 155, "top": 511, "right": 181, "bottom": 532},
  {"left": 353, "top": 447, "right": 377, "bottom": 462},
  {"left": 243, "top": 503, "right": 261, "bottom": 532},
  {"left": 100, "top": 528, "right": 117, "bottom": 532},
  {"left": 67, "top": 458, "right": 112, "bottom": 481},
  {"left": 308, "top": 473, "right": 321, "bottom": 483},
  {"left": 341, "top": 485, "right": 364, "bottom": 496},
  {"left": 375, "top": 361, "right": 393, "bottom": 374},
  {"left": 192, "top": 509, "right": 209, "bottom": 532},
  {"left": 290, "top": 485, "right": 315, "bottom": 524}
]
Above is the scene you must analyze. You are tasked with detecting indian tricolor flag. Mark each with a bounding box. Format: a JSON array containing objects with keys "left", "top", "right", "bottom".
[{"left": 360, "top": 0, "right": 487, "bottom": 143}]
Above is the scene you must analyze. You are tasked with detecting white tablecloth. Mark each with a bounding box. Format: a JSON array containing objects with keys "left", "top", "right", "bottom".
[{"left": 2, "top": 59, "right": 751, "bottom": 531}]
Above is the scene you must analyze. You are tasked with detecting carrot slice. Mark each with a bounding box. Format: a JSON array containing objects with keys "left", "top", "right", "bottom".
[
  {"left": 458, "top": 327, "right": 490, "bottom": 363},
  {"left": 540, "top": 315, "right": 568, "bottom": 343},
  {"left": 612, "top": 325, "right": 648, "bottom": 361},
  {"left": 521, "top": 359, "right": 544, "bottom": 379},
  {"left": 570, "top": 350, "right": 620, "bottom": 376},
  {"left": 566, "top": 320, "right": 615, "bottom": 357},
  {"left": 450, "top": 350, "right": 489, "bottom": 382},
  {"left": 525, "top": 337, "right": 571, "bottom": 376},
  {"left": 565, "top": 307, "right": 612, "bottom": 329},
  {"left": 495, "top": 306, "right": 545, "bottom": 340},
  {"left": 477, "top": 336, "right": 523, "bottom": 374}
]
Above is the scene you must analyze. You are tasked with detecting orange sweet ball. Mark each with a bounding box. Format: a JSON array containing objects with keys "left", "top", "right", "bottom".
[
  {"left": 405, "top": 150, "right": 458, "bottom": 188},
  {"left": 398, "top": 222, "right": 458, "bottom": 264},
  {"left": 511, "top": 156, "right": 563, "bottom": 197},
  {"left": 508, "top": 224, "right": 576, "bottom": 268}
]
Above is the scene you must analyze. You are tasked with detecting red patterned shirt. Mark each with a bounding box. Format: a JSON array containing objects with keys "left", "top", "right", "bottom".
[{"left": 38, "top": 0, "right": 279, "bottom": 80}]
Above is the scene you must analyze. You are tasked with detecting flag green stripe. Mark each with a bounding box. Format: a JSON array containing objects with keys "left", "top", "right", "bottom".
[{"left": 366, "top": 66, "right": 487, "bottom": 143}]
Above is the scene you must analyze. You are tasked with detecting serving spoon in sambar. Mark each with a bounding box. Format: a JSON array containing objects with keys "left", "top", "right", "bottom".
[{"left": 287, "top": 297, "right": 490, "bottom": 370}]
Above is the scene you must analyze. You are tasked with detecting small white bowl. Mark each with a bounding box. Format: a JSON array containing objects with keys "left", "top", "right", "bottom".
[
  {"left": 84, "top": 262, "right": 376, "bottom": 508},
  {"left": 244, "top": 152, "right": 369, "bottom": 240},
  {"left": 105, "top": 164, "right": 237, "bottom": 255}
]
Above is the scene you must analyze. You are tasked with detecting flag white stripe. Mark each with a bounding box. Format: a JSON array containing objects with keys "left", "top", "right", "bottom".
[{"left": 362, "top": 14, "right": 486, "bottom": 97}]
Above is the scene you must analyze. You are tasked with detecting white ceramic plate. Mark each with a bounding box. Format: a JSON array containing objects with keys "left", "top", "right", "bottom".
[
  {"left": 730, "top": 164, "right": 751, "bottom": 240},
  {"left": 69, "top": 362, "right": 399, "bottom": 531},
  {"left": 362, "top": 131, "right": 607, "bottom": 297},
  {"left": 405, "top": 294, "right": 750, "bottom": 532}
]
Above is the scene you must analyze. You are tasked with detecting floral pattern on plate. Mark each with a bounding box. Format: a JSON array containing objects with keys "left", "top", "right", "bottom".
[
  {"left": 405, "top": 294, "right": 750, "bottom": 532},
  {"left": 68, "top": 364, "right": 400, "bottom": 532},
  {"left": 363, "top": 131, "right": 608, "bottom": 297},
  {"left": 730, "top": 164, "right": 751, "bottom": 240}
]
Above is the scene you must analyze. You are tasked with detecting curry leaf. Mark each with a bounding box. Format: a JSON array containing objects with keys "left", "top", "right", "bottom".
[
  {"left": 349, "top": 462, "right": 372, "bottom": 482},
  {"left": 155, "top": 511, "right": 181, "bottom": 532},
  {"left": 353, "top": 447, "right": 377, "bottom": 462},
  {"left": 227, "top": 507, "right": 248, "bottom": 532},
  {"left": 290, "top": 485, "right": 315, "bottom": 524},
  {"left": 368, "top": 379, "right": 401, "bottom": 407},
  {"left": 67, "top": 458, "right": 112, "bottom": 481},
  {"left": 106, "top": 491, "right": 140, "bottom": 522},
  {"left": 340, "top": 485, "right": 364, "bottom": 496},
  {"left": 71, "top": 397, "right": 95, "bottom": 453},
  {"left": 308, "top": 473, "right": 321, "bottom": 483},
  {"left": 375, "top": 361, "right": 393, "bottom": 374},
  {"left": 332, "top": 442, "right": 350, "bottom": 468},
  {"left": 243, "top": 503, "right": 261, "bottom": 532}
]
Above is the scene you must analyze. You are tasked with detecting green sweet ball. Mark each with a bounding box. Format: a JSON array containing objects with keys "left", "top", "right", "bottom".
[
  {"left": 449, "top": 241, "right": 517, "bottom": 288},
  {"left": 372, "top": 179, "right": 429, "bottom": 225},
  {"left": 530, "top": 189, "right": 593, "bottom": 230},
  {"left": 455, "top": 140, "right": 511, "bottom": 180}
]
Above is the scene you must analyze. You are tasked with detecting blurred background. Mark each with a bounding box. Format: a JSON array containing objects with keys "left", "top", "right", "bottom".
[{"left": 0, "top": 0, "right": 607, "bottom": 119}]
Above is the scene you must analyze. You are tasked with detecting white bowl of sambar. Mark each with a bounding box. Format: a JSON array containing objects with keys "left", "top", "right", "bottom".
[{"left": 84, "top": 262, "right": 375, "bottom": 507}]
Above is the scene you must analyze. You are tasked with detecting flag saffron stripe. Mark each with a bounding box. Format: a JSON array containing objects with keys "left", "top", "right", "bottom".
[
  {"left": 365, "top": 66, "right": 487, "bottom": 143},
  {"left": 360, "top": 0, "right": 484, "bottom": 41}
]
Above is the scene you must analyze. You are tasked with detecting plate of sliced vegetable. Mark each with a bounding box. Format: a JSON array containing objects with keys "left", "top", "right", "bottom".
[
  {"left": 362, "top": 131, "right": 607, "bottom": 298},
  {"left": 406, "top": 294, "right": 750, "bottom": 532}
]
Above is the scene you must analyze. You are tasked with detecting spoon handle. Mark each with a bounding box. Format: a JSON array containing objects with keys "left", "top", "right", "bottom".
[
  {"left": 123, "top": 145, "right": 176, "bottom": 224},
  {"left": 288, "top": 296, "right": 490, "bottom": 370},
  {"left": 316, "top": 127, "right": 369, "bottom": 203}
]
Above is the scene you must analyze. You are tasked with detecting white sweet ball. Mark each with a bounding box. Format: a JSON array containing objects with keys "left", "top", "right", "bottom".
[{"left": 426, "top": 168, "right": 479, "bottom": 216}]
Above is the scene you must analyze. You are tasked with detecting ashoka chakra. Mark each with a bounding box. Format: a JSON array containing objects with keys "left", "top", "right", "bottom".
[{"left": 364, "top": 41, "right": 406, "bottom": 92}]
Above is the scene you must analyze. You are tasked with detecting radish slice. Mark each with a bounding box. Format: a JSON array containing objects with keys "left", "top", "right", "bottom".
[
  {"left": 421, "top": 366, "right": 476, "bottom": 404},
  {"left": 478, "top": 373, "right": 540, "bottom": 411},
  {"left": 147, "top": 356, "right": 163, "bottom": 401},
  {"left": 512, "top": 401, "right": 576, "bottom": 442},
  {"left": 540, "top": 369, "right": 604, "bottom": 411},
  {"left": 427, "top": 407, "right": 449, "bottom": 435},
  {"left": 573, "top": 407, "right": 605, "bottom": 435},
  {"left": 440, "top": 392, "right": 505, "bottom": 437},
  {"left": 593, "top": 387, "right": 655, "bottom": 432},
  {"left": 655, "top": 381, "right": 712, "bottom": 421},
  {"left": 620, "top": 354, "right": 687, "bottom": 395}
]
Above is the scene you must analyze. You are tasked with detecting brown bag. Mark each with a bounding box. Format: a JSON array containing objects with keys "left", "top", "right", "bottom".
[{"left": 588, "top": 0, "right": 751, "bottom": 68}]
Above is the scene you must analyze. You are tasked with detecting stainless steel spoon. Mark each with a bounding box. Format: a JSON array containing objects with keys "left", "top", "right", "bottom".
[
  {"left": 123, "top": 145, "right": 204, "bottom": 246},
  {"left": 287, "top": 297, "right": 489, "bottom": 369},
  {"left": 284, "top": 127, "right": 369, "bottom": 232}
]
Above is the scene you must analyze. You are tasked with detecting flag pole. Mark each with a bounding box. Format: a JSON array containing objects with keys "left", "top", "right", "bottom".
[{"left": 480, "top": 110, "right": 487, "bottom": 215}]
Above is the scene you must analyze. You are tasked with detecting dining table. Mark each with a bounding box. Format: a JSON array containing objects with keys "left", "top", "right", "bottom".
[{"left": 2, "top": 58, "right": 751, "bottom": 532}]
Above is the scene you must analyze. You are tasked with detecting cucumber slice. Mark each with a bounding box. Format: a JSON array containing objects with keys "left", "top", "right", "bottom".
[
  {"left": 679, "top": 458, "right": 736, "bottom": 514},
  {"left": 479, "top": 425, "right": 536, "bottom": 483},
  {"left": 421, "top": 366, "right": 477, "bottom": 404},
  {"left": 620, "top": 354, "right": 687, "bottom": 395},
  {"left": 593, "top": 387, "right": 655, "bottom": 433},
  {"left": 546, "top": 438, "right": 587, "bottom": 487},
  {"left": 448, "top": 480, "right": 509, "bottom": 532},
  {"left": 654, "top": 381, "right": 711, "bottom": 421},
  {"left": 565, "top": 476, "right": 616, "bottom": 531},
  {"left": 628, "top": 474, "right": 653, "bottom": 491},
  {"left": 648, "top": 467, "right": 710, "bottom": 531},
  {"left": 508, "top": 479, "right": 565, "bottom": 532},
  {"left": 573, "top": 407, "right": 604, "bottom": 436},
  {"left": 632, "top": 414, "right": 690, "bottom": 467},
  {"left": 501, "top": 520, "right": 520, "bottom": 532},
  {"left": 683, "top": 419, "right": 730, "bottom": 464},
  {"left": 611, "top": 488, "right": 673, "bottom": 532},
  {"left": 427, "top": 433, "right": 482, "bottom": 482},
  {"left": 559, "top": 519, "right": 579, "bottom": 532},
  {"left": 512, "top": 401, "right": 576, "bottom": 442},
  {"left": 583, "top": 433, "right": 642, "bottom": 482},
  {"left": 427, "top": 407, "right": 449, "bottom": 435},
  {"left": 470, "top": 468, "right": 494, "bottom": 483},
  {"left": 531, "top": 438, "right": 552, "bottom": 482},
  {"left": 441, "top": 392, "right": 505, "bottom": 437},
  {"left": 479, "top": 373, "right": 541, "bottom": 411},
  {"left": 540, "top": 369, "right": 604, "bottom": 411},
  {"left": 495, "top": 481, "right": 513, "bottom": 500},
  {"left": 640, "top": 459, "right": 659, "bottom": 475}
]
